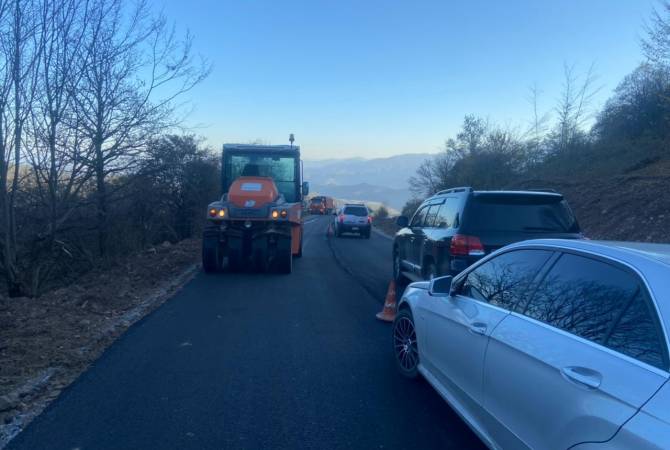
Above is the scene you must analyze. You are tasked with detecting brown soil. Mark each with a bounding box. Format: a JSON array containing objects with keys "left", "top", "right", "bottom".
[
  {"left": 515, "top": 164, "right": 670, "bottom": 243},
  {"left": 0, "top": 239, "right": 200, "bottom": 447}
]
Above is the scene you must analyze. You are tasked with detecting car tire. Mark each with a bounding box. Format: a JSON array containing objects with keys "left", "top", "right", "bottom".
[
  {"left": 364, "top": 230, "right": 371, "bottom": 239},
  {"left": 393, "top": 308, "right": 420, "bottom": 379},
  {"left": 393, "top": 246, "right": 408, "bottom": 284}
]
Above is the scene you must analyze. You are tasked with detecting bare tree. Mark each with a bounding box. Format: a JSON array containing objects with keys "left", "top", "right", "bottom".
[
  {"left": 21, "top": 0, "right": 94, "bottom": 294},
  {"left": 455, "top": 115, "right": 487, "bottom": 156},
  {"left": 0, "top": 0, "right": 41, "bottom": 296},
  {"left": 74, "top": 0, "right": 209, "bottom": 256},
  {"left": 642, "top": 1, "right": 670, "bottom": 66},
  {"left": 409, "top": 158, "right": 439, "bottom": 197},
  {"left": 526, "top": 83, "right": 550, "bottom": 153},
  {"left": 554, "top": 62, "right": 599, "bottom": 152}
]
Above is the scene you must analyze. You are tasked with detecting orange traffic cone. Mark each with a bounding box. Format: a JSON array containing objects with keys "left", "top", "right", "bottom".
[{"left": 376, "top": 280, "right": 397, "bottom": 322}]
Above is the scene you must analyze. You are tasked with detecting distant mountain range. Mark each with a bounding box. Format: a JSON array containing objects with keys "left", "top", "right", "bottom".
[
  {"left": 304, "top": 153, "right": 431, "bottom": 210},
  {"left": 309, "top": 183, "right": 412, "bottom": 212}
]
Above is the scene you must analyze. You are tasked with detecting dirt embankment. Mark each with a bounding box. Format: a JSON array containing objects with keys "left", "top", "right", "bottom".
[
  {"left": 515, "top": 161, "right": 670, "bottom": 242},
  {"left": 0, "top": 239, "right": 200, "bottom": 446}
]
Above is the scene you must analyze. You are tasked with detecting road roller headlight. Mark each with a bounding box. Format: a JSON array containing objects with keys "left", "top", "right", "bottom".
[
  {"left": 207, "top": 206, "right": 227, "bottom": 219},
  {"left": 271, "top": 208, "right": 289, "bottom": 220}
]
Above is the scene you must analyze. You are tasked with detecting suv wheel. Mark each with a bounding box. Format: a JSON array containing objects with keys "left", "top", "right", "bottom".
[
  {"left": 393, "top": 247, "right": 407, "bottom": 284},
  {"left": 423, "top": 261, "right": 437, "bottom": 281}
]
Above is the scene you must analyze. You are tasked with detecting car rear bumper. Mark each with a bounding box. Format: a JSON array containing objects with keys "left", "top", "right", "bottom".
[{"left": 338, "top": 224, "right": 371, "bottom": 234}]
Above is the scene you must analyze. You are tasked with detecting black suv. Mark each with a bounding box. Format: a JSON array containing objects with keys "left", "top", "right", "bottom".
[{"left": 393, "top": 187, "right": 582, "bottom": 283}]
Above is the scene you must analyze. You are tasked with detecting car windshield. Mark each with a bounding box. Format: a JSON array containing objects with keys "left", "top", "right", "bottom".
[
  {"left": 344, "top": 206, "right": 368, "bottom": 216},
  {"left": 467, "top": 195, "right": 580, "bottom": 233},
  {"left": 226, "top": 154, "right": 297, "bottom": 202}
]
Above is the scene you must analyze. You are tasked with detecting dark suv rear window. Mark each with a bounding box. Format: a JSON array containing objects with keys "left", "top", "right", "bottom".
[
  {"left": 344, "top": 206, "right": 368, "bottom": 217},
  {"left": 466, "top": 194, "right": 579, "bottom": 233}
]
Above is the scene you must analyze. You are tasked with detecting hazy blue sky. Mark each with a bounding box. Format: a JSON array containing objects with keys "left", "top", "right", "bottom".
[{"left": 155, "top": 0, "right": 656, "bottom": 159}]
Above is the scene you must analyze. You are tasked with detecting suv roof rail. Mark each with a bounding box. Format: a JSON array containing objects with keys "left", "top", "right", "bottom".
[{"left": 434, "top": 186, "right": 474, "bottom": 196}]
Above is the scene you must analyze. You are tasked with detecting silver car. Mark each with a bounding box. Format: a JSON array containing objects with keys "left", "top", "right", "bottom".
[
  {"left": 393, "top": 239, "right": 670, "bottom": 449},
  {"left": 334, "top": 203, "right": 371, "bottom": 238}
]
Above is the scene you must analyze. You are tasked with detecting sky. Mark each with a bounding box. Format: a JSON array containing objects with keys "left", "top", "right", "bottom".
[{"left": 153, "top": 0, "right": 657, "bottom": 160}]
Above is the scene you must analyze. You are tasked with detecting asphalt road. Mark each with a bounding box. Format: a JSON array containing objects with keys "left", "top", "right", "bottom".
[{"left": 8, "top": 216, "right": 484, "bottom": 450}]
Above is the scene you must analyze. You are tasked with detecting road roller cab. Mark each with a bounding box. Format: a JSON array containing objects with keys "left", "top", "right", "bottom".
[{"left": 202, "top": 143, "right": 309, "bottom": 274}]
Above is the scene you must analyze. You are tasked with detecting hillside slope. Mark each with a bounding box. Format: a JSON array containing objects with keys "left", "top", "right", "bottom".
[{"left": 514, "top": 159, "right": 670, "bottom": 242}]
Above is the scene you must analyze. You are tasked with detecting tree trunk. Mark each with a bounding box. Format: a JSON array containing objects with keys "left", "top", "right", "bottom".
[
  {"left": 4, "top": 0, "right": 23, "bottom": 297},
  {"left": 94, "top": 142, "right": 107, "bottom": 257}
]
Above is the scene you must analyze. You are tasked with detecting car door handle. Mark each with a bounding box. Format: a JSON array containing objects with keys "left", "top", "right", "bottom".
[
  {"left": 561, "top": 366, "right": 602, "bottom": 389},
  {"left": 468, "top": 322, "right": 487, "bottom": 335}
]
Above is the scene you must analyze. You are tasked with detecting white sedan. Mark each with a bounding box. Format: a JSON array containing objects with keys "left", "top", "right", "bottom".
[{"left": 393, "top": 239, "right": 670, "bottom": 450}]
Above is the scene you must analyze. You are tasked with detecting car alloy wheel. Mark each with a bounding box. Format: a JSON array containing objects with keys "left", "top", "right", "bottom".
[{"left": 393, "top": 311, "right": 419, "bottom": 378}]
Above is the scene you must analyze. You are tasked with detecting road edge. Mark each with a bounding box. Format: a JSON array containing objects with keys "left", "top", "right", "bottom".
[
  {"left": 0, "top": 263, "right": 200, "bottom": 450},
  {"left": 372, "top": 227, "right": 392, "bottom": 240}
]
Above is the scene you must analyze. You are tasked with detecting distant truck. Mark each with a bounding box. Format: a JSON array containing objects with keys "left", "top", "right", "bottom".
[
  {"left": 202, "top": 143, "right": 309, "bottom": 274},
  {"left": 309, "top": 196, "right": 335, "bottom": 215}
]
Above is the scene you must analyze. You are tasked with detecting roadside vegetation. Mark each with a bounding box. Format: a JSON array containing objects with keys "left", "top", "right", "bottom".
[
  {"left": 405, "top": 2, "right": 670, "bottom": 242},
  {"left": 0, "top": 0, "right": 213, "bottom": 298}
]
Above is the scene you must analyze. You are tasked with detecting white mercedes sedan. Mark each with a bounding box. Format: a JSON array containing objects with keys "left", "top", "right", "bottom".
[{"left": 393, "top": 239, "right": 670, "bottom": 450}]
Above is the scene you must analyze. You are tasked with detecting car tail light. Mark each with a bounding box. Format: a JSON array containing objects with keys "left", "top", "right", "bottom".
[
  {"left": 339, "top": 215, "right": 344, "bottom": 223},
  {"left": 367, "top": 216, "right": 372, "bottom": 224},
  {"left": 450, "top": 234, "right": 485, "bottom": 256}
]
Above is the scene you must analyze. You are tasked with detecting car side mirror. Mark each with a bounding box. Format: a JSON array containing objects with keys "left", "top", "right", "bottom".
[
  {"left": 429, "top": 275, "right": 453, "bottom": 297},
  {"left": 302, "top": 181, "right": 309, "bottom": 196},
  {"left": 448, "top": 277, "right": 464, "bottom": 297},
  {"left": 396, "top": 215, "right": 409, "bottom": 228}
]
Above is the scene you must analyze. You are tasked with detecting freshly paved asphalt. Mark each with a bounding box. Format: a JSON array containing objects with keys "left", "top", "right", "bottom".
[{"left": 8, "top": 216, "right": 484, "bottom": 450}]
